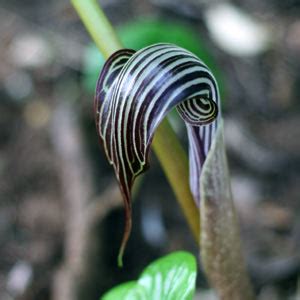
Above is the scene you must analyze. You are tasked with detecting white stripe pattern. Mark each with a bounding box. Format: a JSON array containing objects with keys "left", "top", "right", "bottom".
[{"left": 94, "top": 43, "right": 221, "bottom": 264}]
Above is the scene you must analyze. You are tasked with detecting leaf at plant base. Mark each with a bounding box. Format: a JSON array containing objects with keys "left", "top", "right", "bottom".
[
  {"left": 199, "top": 121, "right": 254, "bottom": 300},
  {"left": 138, "top": 251, "right": 197, "bottom": 300},
  {"left": 101, "top": 252, "right": 197, "bottom": 300},
  {"left": 101, "top": 281, "right": 147, "bottom": 300}
]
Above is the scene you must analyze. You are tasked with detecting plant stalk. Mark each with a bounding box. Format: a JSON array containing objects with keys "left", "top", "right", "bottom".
[
  {"left": 71, "top": 0, "right": 200, "bottom": 244},
  {"left": 153, "top": 121, "right": 200, "bottom": 243}
]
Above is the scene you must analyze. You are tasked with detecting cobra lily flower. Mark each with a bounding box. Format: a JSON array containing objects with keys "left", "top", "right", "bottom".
[
  {"left": 95, "top": 43, "right": 219, "bottom": 266},
  {"left": 72, "top": 0, "right": 254, "bottom": 296}
]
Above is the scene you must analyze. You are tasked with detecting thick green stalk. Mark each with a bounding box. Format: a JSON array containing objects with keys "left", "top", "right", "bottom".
[
  {"left": 71, "top": 0, "right": 200, "bottom": 243},
  {"left": 153, "top": 121, "right": 200, "bottom": 243},
  {"left": 71, "top": 0, "right": 121, "bottom": 57}
]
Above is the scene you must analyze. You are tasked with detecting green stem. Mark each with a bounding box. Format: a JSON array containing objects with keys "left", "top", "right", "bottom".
[
  {"left": 71, "top": 0, "right": 200, "bottom": 244},
  {"left": 71, "top": 0, "right": 121, "bottom": 58},
  {"left": 153, "top": 121, "right": 200, "bottom": 243}
]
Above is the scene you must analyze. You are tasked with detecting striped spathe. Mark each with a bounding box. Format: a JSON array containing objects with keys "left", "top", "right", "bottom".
[{"left": 95, "top": 43, "right": 220, "bottom": 265}]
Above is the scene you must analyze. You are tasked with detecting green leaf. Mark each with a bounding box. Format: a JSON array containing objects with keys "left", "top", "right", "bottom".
[
  {"left": 138, "top": 251, "right": 197, "bottom": 300},
  {"left": 102, "top": 281, "right": 147, "bottom": 300},
  {"left": 100, "top": 251, "right": 197, "bottom": 300}
]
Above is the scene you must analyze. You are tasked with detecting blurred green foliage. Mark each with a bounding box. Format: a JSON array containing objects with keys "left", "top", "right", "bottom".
[{"left": 83, "top": 18, "right": 224, "bottom": 98}]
